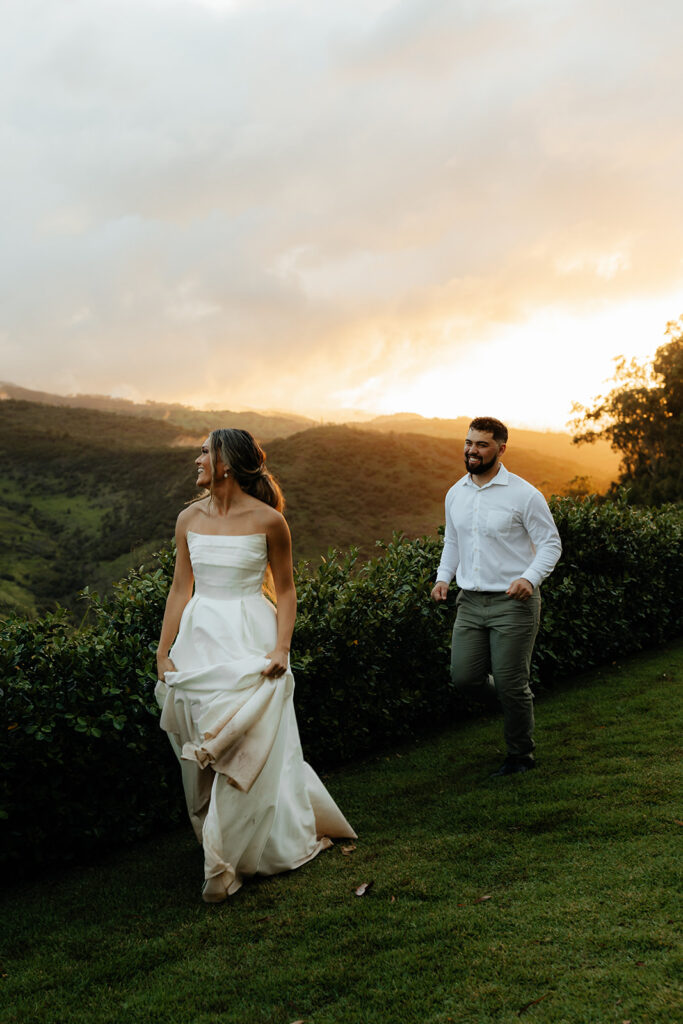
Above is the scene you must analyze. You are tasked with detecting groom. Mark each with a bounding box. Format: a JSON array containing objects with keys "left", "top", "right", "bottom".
[{"left": 431, "top": 417, "right": 562, "bottom": 775}]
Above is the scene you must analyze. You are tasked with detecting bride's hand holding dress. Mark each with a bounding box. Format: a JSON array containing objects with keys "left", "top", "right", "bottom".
[
  {"left": 156, "top": 654, "right": 177, "bottom": 682},
  {"left": 262, "top": 648, "right": 288, "bottom": 678}
]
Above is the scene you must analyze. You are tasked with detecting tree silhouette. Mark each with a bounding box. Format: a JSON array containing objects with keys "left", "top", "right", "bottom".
[{"left": 570, "top": 317, "right": 683, "bottom": 504}]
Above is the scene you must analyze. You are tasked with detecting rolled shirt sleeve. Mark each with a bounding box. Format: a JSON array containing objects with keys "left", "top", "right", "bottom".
[
  {"left": 519, "top": 490, "right": 563, "bottom": 588},
  {"left": 436, "top": 486, "right": 459, "bottom": 585}
]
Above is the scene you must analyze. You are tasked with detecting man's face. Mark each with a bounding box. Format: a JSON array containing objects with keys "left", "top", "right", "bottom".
[{"left": 464, "top": 429, "right": 505, "bottom": 475}]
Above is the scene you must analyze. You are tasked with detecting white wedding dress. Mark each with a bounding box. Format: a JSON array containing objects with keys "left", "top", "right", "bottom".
[{"left": 155, "top": 531, "right": 356, "bottom": 901}]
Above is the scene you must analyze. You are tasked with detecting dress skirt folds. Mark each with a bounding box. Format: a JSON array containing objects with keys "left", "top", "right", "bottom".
[{"left": 155, "top": 532, "right": 355, "bottom": 901}]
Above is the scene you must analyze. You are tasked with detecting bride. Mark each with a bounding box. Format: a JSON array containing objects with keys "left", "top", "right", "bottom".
[{"left": 155, "top": 428, "right": 356, "bottom": 902}]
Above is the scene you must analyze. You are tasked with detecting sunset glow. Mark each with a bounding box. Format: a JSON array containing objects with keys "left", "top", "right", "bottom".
[
  {"left": 1, "top": 0, "right": 682, "bottom": 430},
  {"left": 330, "top": 295, "right": 682, "bottom": 430}
]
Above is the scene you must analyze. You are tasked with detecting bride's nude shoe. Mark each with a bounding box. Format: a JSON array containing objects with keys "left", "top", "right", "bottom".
[{"left": 201, "top": 878, "right": 228, "bottom": 904}]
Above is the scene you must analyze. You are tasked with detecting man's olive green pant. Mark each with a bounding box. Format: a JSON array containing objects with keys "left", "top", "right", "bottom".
[{"left": 450, "top": 589, "right": 541, "bottom": 758}]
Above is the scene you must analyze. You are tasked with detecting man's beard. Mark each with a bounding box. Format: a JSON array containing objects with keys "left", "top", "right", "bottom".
[{"left": 465, "top": 453, "right": 498, "bottom": 475}]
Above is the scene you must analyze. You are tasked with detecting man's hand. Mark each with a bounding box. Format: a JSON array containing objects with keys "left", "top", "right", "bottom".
[
  {"left": 431, "top": 582, "right": 450, "bottom": 602},
  {"left": 506, "top": 578, "right": 533, "bottom": 601}
]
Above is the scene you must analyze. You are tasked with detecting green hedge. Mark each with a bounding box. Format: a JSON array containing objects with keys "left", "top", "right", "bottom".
[
  {"left": 289, "top": 537, "right": 454, "bottom": 766},
  {"left": 1, "top": 495, "right": 681, "bottom": 870},
  {"left": 533, "top": 495, "right": 682, "bottom": 681},
  {"left": 0, "top": 554, "right": 182, "bottom": 871}
]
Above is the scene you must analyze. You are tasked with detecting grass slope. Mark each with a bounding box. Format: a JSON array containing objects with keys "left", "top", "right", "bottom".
[{"left": 1, "top": 642, "right": 680, "bottom": 1024}]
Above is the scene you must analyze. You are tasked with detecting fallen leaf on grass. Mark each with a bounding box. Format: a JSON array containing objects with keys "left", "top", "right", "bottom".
[
  {"left": 390, "top": 895, "right": 396, "bottom": 903},
  {"left": 341, "top": 843, "right": 356, "bottom": 855},
  {"left": 518, "top": 993, "right": 548, "bottom": 1015},
  {"left": 290, "top": 1020, "right": 306, "bottom": 1023},
  {"left": 675, "top": 820, "right": 683, "bottom": 826},
  {"left": 457, "top": 894, "right": 493, "bottom": 907},
  {"left": 354, "top": 881, "right": 374, "bottom": 897},
  {"left": 255, "top": 916, "right": 272, "bottom": 923},
  {"left": 635, "top": 961, "right": 645, "bottom": 967}
]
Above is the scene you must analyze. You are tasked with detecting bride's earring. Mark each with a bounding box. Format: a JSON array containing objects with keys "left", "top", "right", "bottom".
[{"left": 223, "top": 470, "right": 229, "bottom": 478}]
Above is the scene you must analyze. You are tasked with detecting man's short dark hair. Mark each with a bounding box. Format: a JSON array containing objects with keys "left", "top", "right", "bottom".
[{"left": 468, "top": 417, "right": 508, "bottom": 444}]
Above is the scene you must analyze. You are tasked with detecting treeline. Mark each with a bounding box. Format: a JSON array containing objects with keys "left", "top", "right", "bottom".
[{"left": 1, "top": 494, "right": 681, "bottom": 872}]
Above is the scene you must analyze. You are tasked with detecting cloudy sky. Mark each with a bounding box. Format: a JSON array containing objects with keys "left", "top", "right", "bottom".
[{"left": 2, "top": 0, "right": 682, "bottom": 428}]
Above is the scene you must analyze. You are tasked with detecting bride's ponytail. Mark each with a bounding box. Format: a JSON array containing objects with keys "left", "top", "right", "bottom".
[{"left": 209, "top": 428, "right": 285, "bottom": 512}]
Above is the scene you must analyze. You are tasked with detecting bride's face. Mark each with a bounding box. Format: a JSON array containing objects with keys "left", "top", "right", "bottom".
[
  {"left": 195, "top": 438, "right": 229, "bottom": 486},
  {"left": 195, "top": 440, "right": 212, "bottom": 487}
]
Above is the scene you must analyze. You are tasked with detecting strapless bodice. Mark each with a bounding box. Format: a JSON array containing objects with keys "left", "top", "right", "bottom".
[{"left": 188, "top": 532, "right": 267, "bottom": 600}]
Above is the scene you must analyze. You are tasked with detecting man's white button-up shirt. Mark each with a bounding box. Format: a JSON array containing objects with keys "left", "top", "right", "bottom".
[{"left": 436, "top": 463, "right": 562, "bottom": 592}]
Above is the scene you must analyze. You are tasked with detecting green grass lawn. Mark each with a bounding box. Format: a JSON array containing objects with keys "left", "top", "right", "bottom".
[{"left": 1, "top": 643, "right": 681, "bottom": 1024}]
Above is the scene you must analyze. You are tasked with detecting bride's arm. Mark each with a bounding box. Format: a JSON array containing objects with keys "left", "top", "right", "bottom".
[
  {"left": 263, "top": 515, "right": 296, "bottom": 678},
  {"left": 156, "top": 515, "right": 194, "bottom": 681}
]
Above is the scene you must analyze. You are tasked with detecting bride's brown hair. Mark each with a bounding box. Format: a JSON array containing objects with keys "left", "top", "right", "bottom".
[{"left": 209, "top": 428, "right": 284, "bottom": 512}]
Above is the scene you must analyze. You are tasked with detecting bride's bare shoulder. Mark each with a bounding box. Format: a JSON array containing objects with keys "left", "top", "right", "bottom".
[
  {"left": 251, "top": 501, "right": 288, "bottom": 533},
  {"left": 176, "top": 499, "right": 209, "bottom": 532}
]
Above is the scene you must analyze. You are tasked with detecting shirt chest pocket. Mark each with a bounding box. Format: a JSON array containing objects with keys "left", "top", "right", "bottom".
[{"left": 483, "top": 508, "right": 514, "bottom": 537}]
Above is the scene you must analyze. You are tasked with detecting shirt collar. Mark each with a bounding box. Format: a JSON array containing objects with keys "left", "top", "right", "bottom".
[{"left": 463, "top": 462, "right": 509, "bottom": 490}]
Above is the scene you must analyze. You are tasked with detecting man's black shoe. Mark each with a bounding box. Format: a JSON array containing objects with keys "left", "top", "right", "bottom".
[{"left": 490, "top": 756, "right": 536, "bottom": 777}]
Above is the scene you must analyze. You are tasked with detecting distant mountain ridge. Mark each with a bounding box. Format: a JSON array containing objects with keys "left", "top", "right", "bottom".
[
  {"left": 0, "top": 381, "right": 313, "bottom": 441},
  {"left": 0, "top": 381, "right": 618, "bottom": 479}
]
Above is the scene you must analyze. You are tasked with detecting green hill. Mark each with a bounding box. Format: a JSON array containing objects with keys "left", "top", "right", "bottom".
[
  {"left": 265, "top": 423, "right": 615, "bottom": 564},
  {"left": 0, "top": 401, "right": 198, "bottom": 615},
  {"left": 0, "top": 399, "right": 619, "bottom": 615},
  {"left": 364, "top": 412, "right": 620, "bottom": 488}
]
